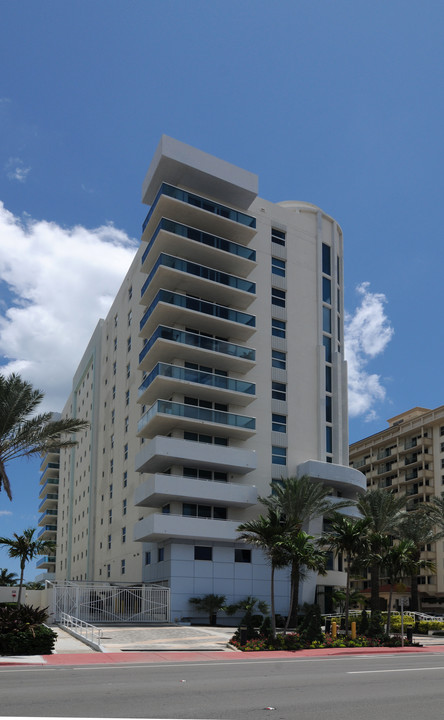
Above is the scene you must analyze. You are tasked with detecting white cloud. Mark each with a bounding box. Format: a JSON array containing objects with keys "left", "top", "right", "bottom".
[
  {"left": 345, "top": 282, "right": 394, "bottom": 420},
  {"left": 0, "top": 510, "right": 12, "bottom": 516},
  {"left": 5, "top": 157, "right": 31, "bottom": 183},
  {"left": 0, "top": 202, "right": 138, "bottom": 412}
]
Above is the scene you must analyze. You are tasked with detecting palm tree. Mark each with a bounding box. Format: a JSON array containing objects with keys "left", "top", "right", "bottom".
[
  {"left": 262, "top": 475, "right": 353, "bottom": 623},
  {"left": 0, "top": 568, "right": 18, "bottom": 586},
  {"left": 396, "top": 510, "right": 443, "bottom": 611},
  {"left": 0, "top": 528, "right": 55, "bottom": 606},
  {"left": 357, "top": 488, "right": 407, "bottom": 614},
  {"left": 324, "top": 514, "right": 370, "bottom": 635},
  {"left": 237, "top": 507, "right": 288, "bottom": 638},
  {"left": 277, "top": 530, "right": 328, "bottom": 631},
  {"left": 0, "top": 373, "right": 89, "bottom": 500},
  {"left": 188, "top": 594, "right": 227, "bottom": 625},
  {"left": 383, "top": 539, "right": 417, "bottom": 634}
]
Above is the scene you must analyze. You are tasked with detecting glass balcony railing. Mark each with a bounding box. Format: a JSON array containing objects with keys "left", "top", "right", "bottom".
[
  {"left": 38, "top": 493, "right": 59, "bottom": 510},
  {"left": 40, "top": 477, "right": 59, "bottom": 492},
  {"left": 142, "top": 183, "right": 256, "bottom": 233},
  {"left": 140, "top": 290, "right": 256, "bottom": 333},
  {"left": 138, "top": 399, "right": 256, "bottom": 434},
  {"left": 36, "top": 556, "right": 56, "bottom": 567},
  {"left": 39, "top": 462, "right": 60, "bottom": 483},
  {"left": 139, "top": 326, "right": 255, "bottom": 366},
  {"left": 138, "top": 362, "right": 256, "bottom": 398},
  {"left": 37, "top": 525, "right": 57, "bottom": 538},
  {"left": 141, "top": 253, "right": 256, "bottom": 299},
  {"left": 39, "top": 508, "right": 58, "bottom": 524},
  {"left": 141, "top": 218, "right": 256, "bottom": 267}
]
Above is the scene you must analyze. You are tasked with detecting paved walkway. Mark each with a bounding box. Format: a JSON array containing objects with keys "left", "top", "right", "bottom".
[{"left": 2, "top": 626, "right": 444, "bottom": 667}]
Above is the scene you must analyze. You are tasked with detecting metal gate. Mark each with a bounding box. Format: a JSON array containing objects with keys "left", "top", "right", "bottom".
[{"left": 49, "top": 583, "right": 170, "bottom": 623}]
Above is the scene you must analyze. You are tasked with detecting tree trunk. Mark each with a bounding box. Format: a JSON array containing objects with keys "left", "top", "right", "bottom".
[
  {"left": 270, "top": 565, "right": 276, "bottom": 639},
  {"left": 370, "top": 564, "right": 380, "bottom": 615},
  {"left": 387, "top": 584, "right": 393, "bottom": 634},
  {"left": 17, "top": 563, "right": 25, "bottom": 608},
  {"left": 344, "top": 564, "right": 350, "bottom": 637},
  {"left": 286, "top": 562, "right": 300, "bottom": 630}
]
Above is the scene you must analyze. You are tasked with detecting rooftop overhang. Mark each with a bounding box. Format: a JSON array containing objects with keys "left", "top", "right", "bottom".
[
  {"left": 297, "top": 460, "right": 366, "bottom": 496},
  {"left": 142, "top": 136, "right": 258, "bottom": 209}
]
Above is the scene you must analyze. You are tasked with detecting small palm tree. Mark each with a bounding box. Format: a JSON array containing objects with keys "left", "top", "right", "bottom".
[
  {"left": 396, "top": 510, "right": 443, "bottom": 611},
  {"left": 237, "top": 507, "right": 288, "bottom": 638},
  {"left": 0, "top": 373, "right": 89, "bottom": 500},
  {"left": 188, "top": 594, "right": 227, "bottom": 625},
  {"left": 324, "top": 514, "right": 370, "bottom": 635},
  {"left": 0, "top": 529, "right": 55, "bottom": 606},
  {"left": 0, "top": 568, "right": 18, "bottom": 586},
  {"left": 383, "top": 539, "right": 417, "bottom": 634}
]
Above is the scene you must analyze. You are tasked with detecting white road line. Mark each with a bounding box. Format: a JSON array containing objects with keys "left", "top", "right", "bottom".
[{"left": 349, "top": 666, "right": 444, "bottom": 674}]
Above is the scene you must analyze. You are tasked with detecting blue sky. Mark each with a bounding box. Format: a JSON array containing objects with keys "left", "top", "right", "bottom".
[{"left": 0, "top": 0, "right": 443, "bottom": 579}]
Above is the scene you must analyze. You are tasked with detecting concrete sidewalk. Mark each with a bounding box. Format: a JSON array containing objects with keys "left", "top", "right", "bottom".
[{"left": 2, "top": 626, "right": 444, "bottom": 667}]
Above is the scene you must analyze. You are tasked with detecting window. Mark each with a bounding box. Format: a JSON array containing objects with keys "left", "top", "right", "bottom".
[
  {"left": 122, "top": 527, "right": 126, "bottom": 543},
  {"left": 194, "top": 546, "right": 212, "bottom": 561},
  {"left": 272, "top": 288, "right": 286, "bottom": 308},
  {"left": 114, "top": 337, "right": 117, "bottom": 351},
  {"left": 323, "top": 335, "right": 332, "bottom": 363},
  {"left": 124, "top": 443, "right": 128, "bottom": 461},
  {"left": 145, "top": 551, "right": 151, "bottom": 565},
  {"left": 112, "top": 385, "right": 116, "bottom": 400},
  {"left": 326, "top": 396, "right": 332, "bottom": 423},
  {"left": 322, "top": 243, "right": 331, "bottom": 275},
  {"left": 107, "top": 564, "right": 111, "bottom": 578},
  {"left": 272, "top": 257, "right": 286, "bottom": 277},
  {"left": 272, "top": 382, "right": 286, "bottom": 401},
  {"left": 158, "top": 547, "right": 164, "bottom": 562},
  {"left": 128, "top": 286, "right": 133, "bottom": 301},
  {"left": 108, "top": 534, "right": 112, "bottom": 550},
  {"left": 235, "top": 549, "right": 251, "bottom": 563},
  {"left": 108, "top": 509, "right": 112, "bottom": 523},
  {"left": 111, "top": 409, "right": 115, "bottom": 424},
  {"left": 272, "top": 350, "right": 286, "bottom": 370},
  {"left": 110, "top": 459, "right": 114, "bottom": 474},
  {"left": 122, "top": 498, "right": 127, "bottom": 515},
  {"left": 109, "top": 483, "right": 113, "bottom": 499},
  {"left": 272, "top": 318, "right": 286, "bottom": 338},
  {"left": 126, "top": 363, "right": 131, "bottom": 379},
  {"left": 183, "top": 503, "right": 226, "bottom": 519},
  {"left": 272, "top": 446, "right": 287, "bottom": 465},
  {"left": 125, "top": 416, "right": 129, "bottom": 432},
  {"left": 325, "top": 366, "right": 332, "bottom": 392},
  {"left": 125, "top": 389, "right": 130, "bottom": 406},
  {"left": 322, "top": 277, "right": 331, "bottom": 304},
  {"left": 123, "top": 471, "right": 128, "bottom": 488},
  {"left": 114, "top": 314, "right": 118, "bottom": 327},
  {"left": 326, "top": 426, "right": 333, "bottom": 454},
  {"left": 323, "top": 307, "right": 331, "bottom": 333},
  {"left": 272, "top": 413, "right": 287, "bottom": 433},
  {"left": 271, "top": 228, "right": 286, "bottom": 246},
  {"left": 112, "top": 361, "right": 117, "bottom": 375},
  {"left": 162, "top": 504, "right": 170, "bottom": 514},
  {"left": 127, "top": 337, "right": 131, "bottom": 353},
  {"left": 121, "top": 559, "right": 126, "bottom": 575},
  {"left": 110, "top": 434, "right": 114, "bottom": 449},
  {"left": 128, "top": 310, "right": 132, "bottom": 326}
]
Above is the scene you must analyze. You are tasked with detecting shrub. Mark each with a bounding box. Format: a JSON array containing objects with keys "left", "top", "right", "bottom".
[
  {"left": 298, "top": 604, "right": 323, "bottom": 644},
  {"left": 0, "top": 624, "right": 56, "bottom": 655},
  {"left": 390, "top": 615, "right": 415, "bottom": 632}
]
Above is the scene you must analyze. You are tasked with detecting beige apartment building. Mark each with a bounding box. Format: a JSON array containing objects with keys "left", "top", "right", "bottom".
[
  {"left": 349, "top": 405, "right": 444, "bottom": 612},
  {"left": 38, "top": 136, "right": 365, "bottom": 620}
]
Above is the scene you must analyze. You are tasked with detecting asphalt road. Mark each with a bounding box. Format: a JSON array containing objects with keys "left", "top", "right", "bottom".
[{"left": 2, "top": 652, "right": 444, "bottom": 719}]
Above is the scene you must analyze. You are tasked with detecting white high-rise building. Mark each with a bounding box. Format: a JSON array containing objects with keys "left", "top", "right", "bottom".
[{"left": 49, "top": 136, "right": 365, "bottom": 619}]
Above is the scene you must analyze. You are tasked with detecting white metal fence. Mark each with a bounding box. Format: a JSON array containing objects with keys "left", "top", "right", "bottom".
[{"left": 49, "top": 583, "right": 170, "bottom": 623}]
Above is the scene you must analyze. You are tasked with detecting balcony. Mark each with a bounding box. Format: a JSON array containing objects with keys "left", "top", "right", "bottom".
[
  {"left": 39, "top": 451, "right": 60, "bottom": 474},
  {"left": 138, "top": 363, "right": 256, "bottom": 407},
  {"left": 139, "top": 326, "right": 255, "bottom": 374},
  {"left": 37, "top": 525, "right": 57, "bottom": 540},
  {"left": 142, "top": 183, "right": 256, "bottom": 244},
  {"left": 137, "top": 400, "right": 256, "bottom": 440},
  {"left": 38, "top": 493, "right": 59, "bottom": 511},
  {"left": 39, "top": 477, "right": 59, "bottom": 497},
  {"left": 39, "top": 508, "right": 58, "bottom": 526},
  {"left": 139, "top": 290, "right": 256, "bottom": 341},
  {"left": 297, "top": 460, "right": 366, "bottom": 497},
  {"left": 36, "top": 556, "right": 56, "bottom": 569},
  {"left": 39, "top": 462, "right": 60, "bottom": 484},
  {"left": 134, "top": 512, "right": 240, "bottom": 543},
  {"left": 140, "top": 218, "right": 256, "bottom": 277},
  {"left": 135, "top": 435, "right": 256, "bottom": 475},
  {"left": 140, "top": 253, "right": 256, "bottom": 309},
  {"left": 134, "top": 473, "right": 257, "bottom": 508}
]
